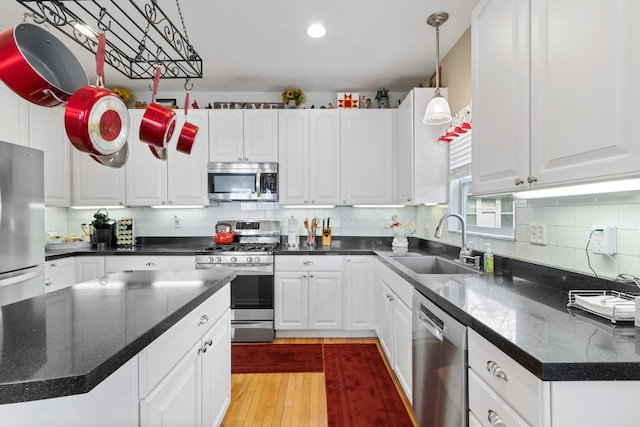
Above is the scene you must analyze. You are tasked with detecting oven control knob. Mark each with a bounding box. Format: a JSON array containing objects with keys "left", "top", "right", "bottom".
[
  {"left": 231, "top": 257, "right": 237, "bottom": 263},
  {"left": 254, "top": 256, "right": 261, "bottom": 263},
  {"left": 246, "top": 256, "right": 253, "bottom": 263},
  {"left": 215, "top": 256, "right": 222, "bottom": 263}
]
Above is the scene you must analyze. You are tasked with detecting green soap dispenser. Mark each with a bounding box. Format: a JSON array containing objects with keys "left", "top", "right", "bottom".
[{"left": 483, "top": 243, "right": 494, "bottom": 274}]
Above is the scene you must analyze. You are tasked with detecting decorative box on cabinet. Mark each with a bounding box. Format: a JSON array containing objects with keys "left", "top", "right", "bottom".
[
  {"left": 275, "top": 256, "right": 343, "bottom": 331},
  {"left": 397, "top": 88, "right": 448, "bottom": 204},
  {"left": 340, "top": 109, "right": 394, "bottom": 205},
  {"left": 126, "top": 109, "right": 209, "bottom": 207},
  {"left": 278, "top": 109, "right": 341, "bottom": 205},
  {"left": 472, "top": 0, "right": 640, "bottom": 195},
  {"left": 209, "top": 109, "right": 278, "bottom": 163}
]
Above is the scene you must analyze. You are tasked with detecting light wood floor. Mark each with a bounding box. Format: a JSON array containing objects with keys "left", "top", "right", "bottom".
[{"left": 221, "top": 338, "right": 418, "bottom": 427}]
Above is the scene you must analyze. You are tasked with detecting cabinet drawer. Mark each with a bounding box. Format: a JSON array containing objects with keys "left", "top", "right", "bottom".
[
  {"left": 374, "top": 259, "right": 413, "bottom": 307},
  {"left": 275, "top": 255, "right": 342, "bottom": 272},
  {"left": 469, "top": 370, "right": 529, "bottom": 427},
  {"left": 139, "top": 283, "right": 230, "bottom": 397},
  {"left": 105, "top": 255, "right": 195, "bottom": 273},
  {"left": 468, "top": 329, "right": 541, "bottom": 426}
]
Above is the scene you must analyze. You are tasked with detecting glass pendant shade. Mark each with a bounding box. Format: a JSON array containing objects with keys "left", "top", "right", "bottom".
[{"left": 423, "top": 92, "right": 452, "bottom": 125}]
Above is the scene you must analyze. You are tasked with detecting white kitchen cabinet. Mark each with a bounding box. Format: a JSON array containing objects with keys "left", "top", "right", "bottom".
[
  {"left": 126, "top": 109, "right": 209, "bottom": 207},
  {"left": 105, "top": 255, "right": 195, "bottom": 273},
  {"left": 0, "top": 81, "right": 29, "bottom": 147},
  {"left": 139, "top": 285, "right": 231, "bottom": 427},
  {"left": 29, "top": 105, "right": 72, "bottom": 206},
  {"left": 340, "top": 109, "right": 394, "bottom": 205},
  {"left": 75, "top": 256, "right": 106, "bottom": 283},
  {"left": 373, "top": 259, "right": 413, "bottom": 400},
  {"left": 472, "top": 0, "right": 640, "bottom": 195},
  {"left": 275, "top": 256, "right": 343, "bottom": 330},
  {"left": 278, "top": 109, "right": 341, "bottom": 205},
  {"left": 209, "top": 109, "right": 278, "bottom": 163},
  {"left": 45, "top": 257, "right": 76, "bottom": 293},
  {"left": 71, "top": 146, "right": 126, "bottom": 207},
  {"left": 397, "top": 88, "right": 448, "bottom": 204},
  {"left": 343, "top": 256, "right": 374, "bottom": 330}
]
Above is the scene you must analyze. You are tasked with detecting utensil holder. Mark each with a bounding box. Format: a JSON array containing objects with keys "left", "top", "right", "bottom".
[
  {"left": 307, "top": 229, "right": 316, "bottom": 247},
  {"left": 322, "top": 228, "right": 332, "bottom": 246}
]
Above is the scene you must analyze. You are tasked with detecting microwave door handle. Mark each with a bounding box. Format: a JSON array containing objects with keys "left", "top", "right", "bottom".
[{"left": 256, "top": 170, "right": 261, "bottom": 198}]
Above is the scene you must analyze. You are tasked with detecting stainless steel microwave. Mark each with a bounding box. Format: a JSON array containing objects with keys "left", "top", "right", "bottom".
[{"left": 208, "top": 163, "right": 278, "bottom": 201}]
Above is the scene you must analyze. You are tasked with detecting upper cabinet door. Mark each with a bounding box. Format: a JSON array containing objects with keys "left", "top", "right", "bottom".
[
  {"left": 0, "top": 82, "right": 29, "bottom": 147},
  {"left": 209, "top": 110, "right": 243, "bottom": 162},
  {"left": 29, "top": 105, "right": 71, "bottom": 206},
  {"left": 529, "top": 0, "right": 640, "bottom": 186},
  {"left": 168, "top": 110, "right": 209, "bottom": 206},
  {"left": 278, "top": 110, "right": 308, "bottom": 204},
  {"left": 243, "top": 109, "right": 278, "bottom": 162},
  {"left": 340, "top": 109, "right": 393, "bottom": 205},
  {"left": 471, "top": 0, "right": 530, "bottom": 195},
  {"left": 309, "top": 110, "right": 341, "bottom": 205}
]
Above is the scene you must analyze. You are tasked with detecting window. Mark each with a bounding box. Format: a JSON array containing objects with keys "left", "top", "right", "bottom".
[{"left": 447, "top": 118, "right": 515, "bottom": 239}]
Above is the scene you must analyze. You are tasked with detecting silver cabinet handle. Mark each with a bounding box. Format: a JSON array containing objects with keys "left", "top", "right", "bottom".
[
  {"left": 256, "top": 169, "right": 261, "bottom": 198},
  {"left": 527, "top": 175, "right": 538, "bottom": 184},
  {"left": 488, "top": 410, "right": 506, "bottom": 427},
  {"left": 244, "top": 157, "right": 248, "bottom": 162},
  {"left": 197, "top": 339, "right": 213, "bottom": 355},
  {"left": 238, "top": 157, "right": 243, "bottom": 161},
  {"left": 386, "top": 295, "right": 394, "bottom": 301},
  {"left": 303, "top": 261, "right": 314, "bottom": 265},
  {"left": 303, "top": 274, "right": 307, "bottom": 278},
  {"left": 486, "top": 361, "right": 509, "bottom": 381},
  {"left": 50, "top": 263, "right": 57, "bottom": 267},
  {"left": 198, "top": 314, "right": 209, "bottom": 326},
  {"left": 145, "top": 262, "right": 155, "bottom": 267},
  {"left": 514, "top": 178, "right": 524, "bottom": 186},
  {"left": 205, "top": 339, "right": 212, "bottom": 347},
  {"left": 45, "top": 280, "right": 52, "bottom": 287},
  {"left": 310, "top": 274, "right": 314, "bottom": 278}
]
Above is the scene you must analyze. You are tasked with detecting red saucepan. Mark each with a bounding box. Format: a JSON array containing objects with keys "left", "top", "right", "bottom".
[
  {"left": 64, "top": 33, "right": 129, "bottom": 156},
  {"left": 140, "top": 67, "right": 176, "bottom": 148},
  {"left": 0, "top": 23, "right": 88, "bottom": 107},
  {"left": 176, "top": 92, "right": 199, "bottom": 154}
]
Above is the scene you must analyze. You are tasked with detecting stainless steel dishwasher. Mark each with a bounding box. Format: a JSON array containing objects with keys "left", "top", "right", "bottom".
[{"left": 412, "top": 288, "right": 468, "bottom": 427}]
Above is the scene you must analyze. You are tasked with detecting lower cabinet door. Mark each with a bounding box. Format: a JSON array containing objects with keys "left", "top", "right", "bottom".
[
  {"left": 140, "top": 342, "right": 202, "bottom": 427},
  {"left": 308, "top": 272, "right": 343, "bottom": 330},
  {"left": 392, "top": 299, "right": 412, "bottom": 402},
  {"left": 201, "top": 310, "right": 231, "bottom": 427}
]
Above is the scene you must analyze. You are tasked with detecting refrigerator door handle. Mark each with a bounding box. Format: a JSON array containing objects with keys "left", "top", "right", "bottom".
[{"left": 0, "top": 267, "right": 42, "bottom": 289}]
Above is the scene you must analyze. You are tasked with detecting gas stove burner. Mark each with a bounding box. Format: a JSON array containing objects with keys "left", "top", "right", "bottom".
[{"left": 198, "top": 243, "right": 279, "bottom": 254}]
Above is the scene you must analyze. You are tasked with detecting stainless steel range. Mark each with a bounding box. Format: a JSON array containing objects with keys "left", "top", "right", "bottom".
[{"left": 196, "top": 220, "right": 280, "bottom": 342}]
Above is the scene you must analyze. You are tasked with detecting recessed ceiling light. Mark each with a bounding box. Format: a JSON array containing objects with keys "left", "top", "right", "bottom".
[{"left": 306, "top": 24, "right": 327, "bottom": 38}]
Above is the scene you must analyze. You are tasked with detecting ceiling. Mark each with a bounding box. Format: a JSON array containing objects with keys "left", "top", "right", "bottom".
[{"left": 0, "top": 0, "right": 479, "bottom": 93}]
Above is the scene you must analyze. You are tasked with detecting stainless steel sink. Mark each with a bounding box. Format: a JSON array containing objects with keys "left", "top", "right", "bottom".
[{"left": 391, "top": 256, "right": 481, "bottom": 275}]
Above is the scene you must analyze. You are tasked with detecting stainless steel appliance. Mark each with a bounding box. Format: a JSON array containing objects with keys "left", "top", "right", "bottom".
[
  {"left": 207, "top": 162, "right": 278, "bottom": 202},
  {"left": 412, "top": 288, "right": 468, "bottom": 427},
  {"left": 0, "top": 141, "right": 45, "bottom": 306},
  {"left": 196, "top": 220, "right": 280, "bottom": 342}
]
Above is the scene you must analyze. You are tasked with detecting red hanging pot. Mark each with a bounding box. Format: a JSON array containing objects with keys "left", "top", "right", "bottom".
[
  {"left": 0, "top": 23, "right": 88, "bottom": 107},
  {"left": 176, "top": 92, "right": 199, "bottom": 154},
  {"left": 140, "top": 67, "right": 177, "bottom": 148},
  {"left": 64, "top": 33, "right": 129, "bottom": 156}
]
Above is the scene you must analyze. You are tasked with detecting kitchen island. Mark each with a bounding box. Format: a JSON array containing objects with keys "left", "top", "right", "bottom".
[{"left": 0, "top": 268, "right": 234, "bottom": 427}]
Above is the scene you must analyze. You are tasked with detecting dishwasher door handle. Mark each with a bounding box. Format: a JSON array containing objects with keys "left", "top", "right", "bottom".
[{"left": 418, "top": 311, "right": 443, "bottom": 341}]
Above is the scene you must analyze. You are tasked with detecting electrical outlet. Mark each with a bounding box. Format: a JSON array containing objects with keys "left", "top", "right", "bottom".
[
  {"left": 589, "top": 225, "right": 616, "bottom": 255},
  {"left": 529, "top": 224, "right": 547, "bottom": 245}
]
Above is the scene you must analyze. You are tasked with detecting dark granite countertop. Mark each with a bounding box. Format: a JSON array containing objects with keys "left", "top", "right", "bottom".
[
  {"left": 0, "top": 269, "right": 234, "bottom": 404},
  {"left": 44, "top": 236, "right": 640, "bottom": 382}
]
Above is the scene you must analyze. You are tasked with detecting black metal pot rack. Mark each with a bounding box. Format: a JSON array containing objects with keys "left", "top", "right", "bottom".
[{"left": 16, "top": 0, "right": 203, "bottom": 81}]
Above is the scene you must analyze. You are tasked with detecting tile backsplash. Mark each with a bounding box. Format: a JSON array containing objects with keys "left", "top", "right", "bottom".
[{"left": 45, "top": 190, "right": 640, "bottom": 281}]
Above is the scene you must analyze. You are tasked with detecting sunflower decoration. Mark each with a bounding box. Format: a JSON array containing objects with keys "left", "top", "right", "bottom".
[
  {"left": 111, "top": 87, "right": 132, "bottom": 103},
  {"left": 281, "top": 88, "right": 304, "bottom": 106}
]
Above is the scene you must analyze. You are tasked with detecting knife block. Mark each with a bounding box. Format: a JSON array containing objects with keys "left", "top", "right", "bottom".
[{"left": 322, "top": 228, "right": 332, "bottom": 246}]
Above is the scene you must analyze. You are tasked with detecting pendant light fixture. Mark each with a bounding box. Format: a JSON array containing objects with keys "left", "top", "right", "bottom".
[{"left": 423, "top": 11, "right": 452, "bottom": 125}]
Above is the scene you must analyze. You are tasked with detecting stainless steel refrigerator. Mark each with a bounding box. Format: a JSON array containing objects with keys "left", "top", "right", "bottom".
[{"left": 0, "top": 140, "right": 45, "bottom": 306}]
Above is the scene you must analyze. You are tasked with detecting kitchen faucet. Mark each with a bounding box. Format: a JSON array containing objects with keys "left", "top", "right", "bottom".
[{"left": 434, "top": 213, "right": 473, "bottom": 263}]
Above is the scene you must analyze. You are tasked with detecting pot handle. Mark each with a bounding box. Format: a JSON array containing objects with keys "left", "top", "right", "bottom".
[
  {"left": 151, "top": 67, "right": 161, "bottom": 103},
  {"left": 96, "top": 33, "right": 106, "bottom": 88},
  {"left": 184, "top": 92, "right": 189, "bottom": 118}
]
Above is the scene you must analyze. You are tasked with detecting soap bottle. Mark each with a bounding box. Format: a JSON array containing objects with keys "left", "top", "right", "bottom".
[{"left": 483, "top": 243, "right": 494, "bottom": 274}]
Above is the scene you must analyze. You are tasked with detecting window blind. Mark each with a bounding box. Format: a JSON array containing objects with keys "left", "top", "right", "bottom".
[{"left": 449, "top": 132, "right": 472, "bottom": 179}]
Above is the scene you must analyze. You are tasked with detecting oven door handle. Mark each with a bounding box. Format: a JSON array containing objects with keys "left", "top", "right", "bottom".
[{"left": 256, "top": 169, "right": 261, "bottom": 198}]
